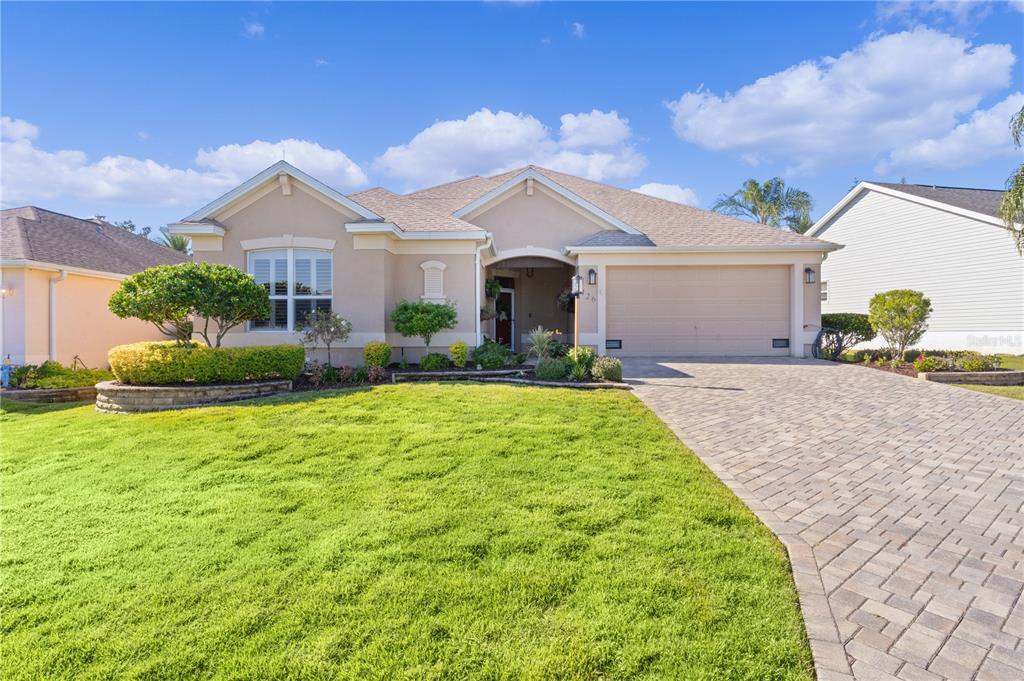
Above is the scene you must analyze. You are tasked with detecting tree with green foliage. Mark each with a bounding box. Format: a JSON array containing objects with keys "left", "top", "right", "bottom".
[
  {"left": 297, "top": 309, "right": 351, "bottom": 367},
  {"left": 390, "top": 300, "right": 458, "bottom": 352},
  {"left": 999, "top": 104, "right": 1024, "bottom": 254},
  {"left": 109, "top": 262, "right": 270, "bottom": 347},
  {"left": 713, "top": 178, "right": 813, "bottom": 231},
  {"left": 819, "top": 313, "right": 876, "bottom": 360},
  {"left": 867, "top": 290, "right": 932, "bottom": 363}
]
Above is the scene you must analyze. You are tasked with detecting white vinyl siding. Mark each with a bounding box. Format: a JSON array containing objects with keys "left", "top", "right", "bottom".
[{"left": 817, "top": 190, "right": 1023, "bottom": 351}]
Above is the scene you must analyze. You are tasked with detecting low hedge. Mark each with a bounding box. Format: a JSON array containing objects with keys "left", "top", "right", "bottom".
[{"left": 108, "top": 342, "right": 305, "bottom": 385}]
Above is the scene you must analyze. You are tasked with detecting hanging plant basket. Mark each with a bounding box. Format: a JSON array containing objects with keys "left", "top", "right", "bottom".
[{"left": 484, "top": 278, "right": 502, "bottom": 299}]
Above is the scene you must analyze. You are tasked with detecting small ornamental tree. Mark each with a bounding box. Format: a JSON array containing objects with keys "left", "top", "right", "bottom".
[
  {"left": 298, "top": 309, "right": 352, "bottom": 367},
  {"left": 109, "top": 262, "right": 270, "bottom": 347},
  {"left": 108, "top": 264, "right": 195, "bottom": 344},
  {"left": 868, "top": 289, "right": 932, "bottom": 363},
  {"left": 390, "top": 300, "right": 458, "bottom": 352},
  {"left": 820, "top": 313, "right": 876, "bottom": 360}
]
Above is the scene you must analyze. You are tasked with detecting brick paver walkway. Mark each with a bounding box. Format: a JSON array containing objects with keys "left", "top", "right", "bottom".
[{"left": 624, "top": 358, "right": 1023, "bottom": 681}]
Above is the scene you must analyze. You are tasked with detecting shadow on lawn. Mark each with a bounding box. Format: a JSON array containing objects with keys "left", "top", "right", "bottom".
[{"left": 0, "top": 398, "right": 93, "bottom": 415}]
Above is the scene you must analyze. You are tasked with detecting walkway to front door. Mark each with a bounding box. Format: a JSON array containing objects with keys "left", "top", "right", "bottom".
[{"left": 623, "top": 357, "right": 1023, "bottom": 681}]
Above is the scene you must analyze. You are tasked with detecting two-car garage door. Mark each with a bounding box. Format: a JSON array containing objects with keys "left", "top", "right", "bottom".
[{"left": 605, "top": 266, "right": 790, "bottom": 356}]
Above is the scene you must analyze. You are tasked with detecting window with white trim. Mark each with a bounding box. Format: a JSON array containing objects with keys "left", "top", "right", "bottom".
[
  {"left": 247, "top": 248, "right": 332, "bottom": 330},
  {"left": 820, "top": 280, "right": 828, "bottom": 302},
  {"left": 420, "top": 260, "right": 447, "bottom": 302}
]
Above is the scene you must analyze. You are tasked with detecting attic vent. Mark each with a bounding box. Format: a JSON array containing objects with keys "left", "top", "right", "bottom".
[{"left": 420, "top": 260, "right": 447, "bottom": 302}]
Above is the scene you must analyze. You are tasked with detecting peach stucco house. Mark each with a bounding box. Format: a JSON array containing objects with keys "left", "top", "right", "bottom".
[
  {"left": 169, "top": 161, "right": 841, "bottom": 364},
  {"left": 1, "top": 207, "right": 188, "bottom": 368}
]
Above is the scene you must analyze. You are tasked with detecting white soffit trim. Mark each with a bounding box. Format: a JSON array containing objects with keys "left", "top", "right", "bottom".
[
  {"left": 182, "top": 160, "right": 381, "bottom": 222},
  {"left": 0, "top": 259, "right": 132, "bottom": 281},
  {"left": 565, "top": 243, "right": 843, "bottom": 254},
  {"left": 344, "top": 222, "right": 488, "bottom": 241},
  {"left": 452, "top": 168, "right": 643, "bottom": 235},
  {"left": 167, "top": 223, "right": 226, "bottom": 236},
  {"left": 809, "top": 182, "right": 1008, "bottom": 237},
  {"left": 240, "top": 236, "right": 337, "bottom": 250}
]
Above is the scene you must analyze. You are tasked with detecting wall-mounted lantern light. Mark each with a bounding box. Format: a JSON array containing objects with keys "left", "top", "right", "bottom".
[
  {"left": 0, "top": 286, "right": 14, "bottom": 298},
  {"left": 570, "top": 273, "right": 584, "bottom": 297},
  {"left": 587, "top": 268, "right": 597, "bottom": 286},
  {"left": 804, "top": 267, "right": 816, "bottom": 285}
]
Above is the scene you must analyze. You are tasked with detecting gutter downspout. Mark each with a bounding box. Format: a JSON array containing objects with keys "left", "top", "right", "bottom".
[
  {"left": 474, "top": 235, "right": 493, "bottom": 347},
  {"left": 48, "top": 270, "right": 67, "bottom": 361}
]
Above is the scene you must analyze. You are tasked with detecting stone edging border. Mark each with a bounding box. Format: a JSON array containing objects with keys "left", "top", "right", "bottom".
[
  {"left": 95, "top": 380, "right": 292, "bottom": 413},
  {"left": 473, "top": 377, "right": 631, "bottom": 390},
  {"left": 918, "top": 369, "right": 1024, "bottom": 386},
  {"left": 681, "top": 442, "right": 854, "bottom": 680},
  {"left": 0, "top": 386, "right": 98, "bottom": 403}
]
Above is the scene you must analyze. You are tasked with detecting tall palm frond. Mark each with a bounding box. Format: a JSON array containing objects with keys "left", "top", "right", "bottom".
[
  {"left": 713, "top": 177, "right": 813, "bottom": 231},
  {"left": 159, "top": 228, "right": 191, "bottom": 254},
  {"left": 999, "top": 105, "right": 1024, "bottom": 255}
]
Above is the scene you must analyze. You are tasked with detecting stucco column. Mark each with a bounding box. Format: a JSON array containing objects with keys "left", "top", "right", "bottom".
[{"left": 790, "top": 264, "right": 805, "bottom": 358}]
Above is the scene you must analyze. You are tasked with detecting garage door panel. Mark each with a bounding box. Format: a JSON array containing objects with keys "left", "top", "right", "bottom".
[{"left": 606, "top": 266, "right": 790, "bottom": 356}]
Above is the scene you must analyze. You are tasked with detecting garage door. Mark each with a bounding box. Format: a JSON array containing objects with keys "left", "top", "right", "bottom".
[{"left": 605, "top": 266, "right": 790, "bottom": 356}]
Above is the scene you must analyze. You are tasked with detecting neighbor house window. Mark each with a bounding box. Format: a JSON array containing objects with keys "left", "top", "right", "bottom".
[
  {"left": 820, "top": 280, "right": 829, "bottom": 302},
  {"left": 247, "top": 248, "right": 332, "bottom": 330},
  {"left": 420, "top": 260, "right": 447, "bottom": 302}
]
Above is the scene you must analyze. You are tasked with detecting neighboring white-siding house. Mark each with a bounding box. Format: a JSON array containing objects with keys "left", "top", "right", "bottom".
[{"left": 809, "top": 182, "right": 1023, "bottom": 354}]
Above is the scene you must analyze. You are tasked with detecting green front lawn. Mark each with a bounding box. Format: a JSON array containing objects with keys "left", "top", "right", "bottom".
[
  {"left": 996, "top": 354, "right": 1024, "bottom": 370},
  {"left": 2, "top": 384, "right": 812, "bottom": 680},
  {"left": 958, "top": 384, "right": 1024, "bottom": 400}
]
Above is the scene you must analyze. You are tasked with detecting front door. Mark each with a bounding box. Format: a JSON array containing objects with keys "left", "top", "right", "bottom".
[{"left": 495, "top": 288, "right": 515, "bottom": 349}]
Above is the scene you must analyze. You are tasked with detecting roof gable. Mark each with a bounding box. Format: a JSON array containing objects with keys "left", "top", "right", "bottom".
[
  {"left": 183, "top": 161, "right": 381, "bottom": 223},
  {"left": 810, "top": 182, "right": 1007, "bottom": 237},
  {"left": 452, "top": 167, "right": 643, "bottom": 235}
]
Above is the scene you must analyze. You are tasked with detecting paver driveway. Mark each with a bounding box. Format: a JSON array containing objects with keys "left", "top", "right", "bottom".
[{"left": 623, "top": 358, "right": 1024, "bottom": 681}]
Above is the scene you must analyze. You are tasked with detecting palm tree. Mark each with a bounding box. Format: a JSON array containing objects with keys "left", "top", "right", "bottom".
[
  {"left": 999, "top": 105, "right": 1024, "bottom": 254},
  {"left": 158, "top": 227, "right": 190, "bottom": 254},
  {"left": 712, "top": 178, "right": 813, "bottom": 231}
]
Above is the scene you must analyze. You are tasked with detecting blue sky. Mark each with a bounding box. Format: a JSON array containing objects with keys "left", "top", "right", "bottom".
[{"left": 2, "top": 1, "right": 1022, "bottom": 230}]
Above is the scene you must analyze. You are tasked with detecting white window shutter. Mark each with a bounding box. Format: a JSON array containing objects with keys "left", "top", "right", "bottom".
[{"left": 420, "top": 261, "right": 447, "bottom": 302}]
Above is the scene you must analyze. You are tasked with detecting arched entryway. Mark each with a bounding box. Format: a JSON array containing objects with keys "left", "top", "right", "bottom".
[{"left": 482, "top": 250, "right": 577, "bottom": 351}]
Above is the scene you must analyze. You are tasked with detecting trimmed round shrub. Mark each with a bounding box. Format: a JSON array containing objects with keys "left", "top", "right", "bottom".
[
  {"left": 535, "top": 357, "right": 567, "bottom": 380},
  {"left": 363, "top": 341, "right": 392, "bottom": 368},
  {"left": 108, "top": 342, "right": 305, "bottom": 385},
  {"left": 449, "top": 341, "right": 468, "bottom": 368},
  {"left": 820, "top": 313, "right": 875, "bottom": 360},
  {"left": 913, "top": 355, "right": 950, "bottom": 373},
  {"left": 472, "top": 340, "right": 509, "bottom": 370},
  {"left": 957, "top": 353, "right": 998, "bottom": 372},
  {"left": 419, "top": 353, "right": 450, "bottom": 371},
  {"left": 591, "top": 356, "right": 623, "bottom": 382}
]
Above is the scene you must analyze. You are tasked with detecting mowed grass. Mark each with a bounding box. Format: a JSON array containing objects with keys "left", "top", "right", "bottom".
[
  {"left": 958, "top": 384, "right": 1024, "bottom": 400},
  {"left": 1, "top": 384, "right": 812, "bottom": 680}
]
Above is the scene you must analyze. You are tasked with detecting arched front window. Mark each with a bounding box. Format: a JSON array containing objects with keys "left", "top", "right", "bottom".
[{"left": 247, "top": 248, "right": 332, "bottom": 330}]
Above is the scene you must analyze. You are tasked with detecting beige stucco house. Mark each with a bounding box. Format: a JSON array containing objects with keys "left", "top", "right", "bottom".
[
  {"left": 1, "top": 207, "right": 189, "bottom": 368},
  {"left": 169, "top": 161, "right": 841, "bottom": 363}
]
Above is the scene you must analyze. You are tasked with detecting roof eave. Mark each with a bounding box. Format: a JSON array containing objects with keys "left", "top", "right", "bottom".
[{"left": 566, "top": 243, "right": 844, "bottom": 254}]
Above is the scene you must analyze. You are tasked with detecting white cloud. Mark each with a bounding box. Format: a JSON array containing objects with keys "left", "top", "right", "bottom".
[
  {"left": 136, "top": 131, "right": 151, "bottom": 141},
  {"left": 1, "top": 116, "right": 39, "bottom": 142},
  {"left": 1012, "top": 0, "right": 1024, "bottom": 12},
  {"left": 880, "top": 92, "right": 1024, "bottom": 171},
  {"left": 314, "top": 58, "right": 329, "bottom": 67},
  {"left": 668, "top": 28, "right": 1016, "bottom": 173},
  {"left": 877, "top": 1, "right": 993, "bottom": 28},
  {"left": 559, "top": 110, "right": 631, "bottom": 148},
  {"left": 632, "top": 182, "right": 700, "bottom": 207},
  {"left": 243, "top": 21, "right": 265, "bottom": 38},
  {"left": 571, "top": 21, "right": 585, "bottom": 38},
  {"left": 0, "top": 122, "right": 367, "bottom": 209},
  {"left": 373, "top": 107, "right": 646, "bottom": 187}
]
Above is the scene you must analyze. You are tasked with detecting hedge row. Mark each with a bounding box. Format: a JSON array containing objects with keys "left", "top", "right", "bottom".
[{"left": 108, "top": 342, "right": 305, "bottom": 386}]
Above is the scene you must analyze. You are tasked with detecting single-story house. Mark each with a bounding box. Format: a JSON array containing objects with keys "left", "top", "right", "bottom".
[
  {"left": 809, "top": 182, "right": 1023, "bottom": 354},
  {"left": 169, "top": 161, "right": 841, "bottom": 363},
  {"left": 1, "top": 207, "right": 189, "bottom": 367}
]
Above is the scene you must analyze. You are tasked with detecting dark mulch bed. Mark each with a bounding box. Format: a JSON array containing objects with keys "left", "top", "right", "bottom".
[{"left": 832, "top": 360, "right": 917, "bottom": 377}]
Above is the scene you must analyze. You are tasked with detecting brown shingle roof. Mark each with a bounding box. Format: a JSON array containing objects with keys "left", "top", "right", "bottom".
[
  {"left": 1, "top": 206, "right": 189, "bottom": 275},
  {"left": 348, "top": 165, "right": 838, "bottom": 249}
]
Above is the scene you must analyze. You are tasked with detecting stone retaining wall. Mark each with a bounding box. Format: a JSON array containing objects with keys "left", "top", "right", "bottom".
[
  {"left": 917, "top": 370, "right": 1024, "bottom": 385},
  {"left": 95, "top": 380, "right": 292, "bottom": 413},
  {"left": 0, "top": 386, "right": 98, "bottom": 403}
]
